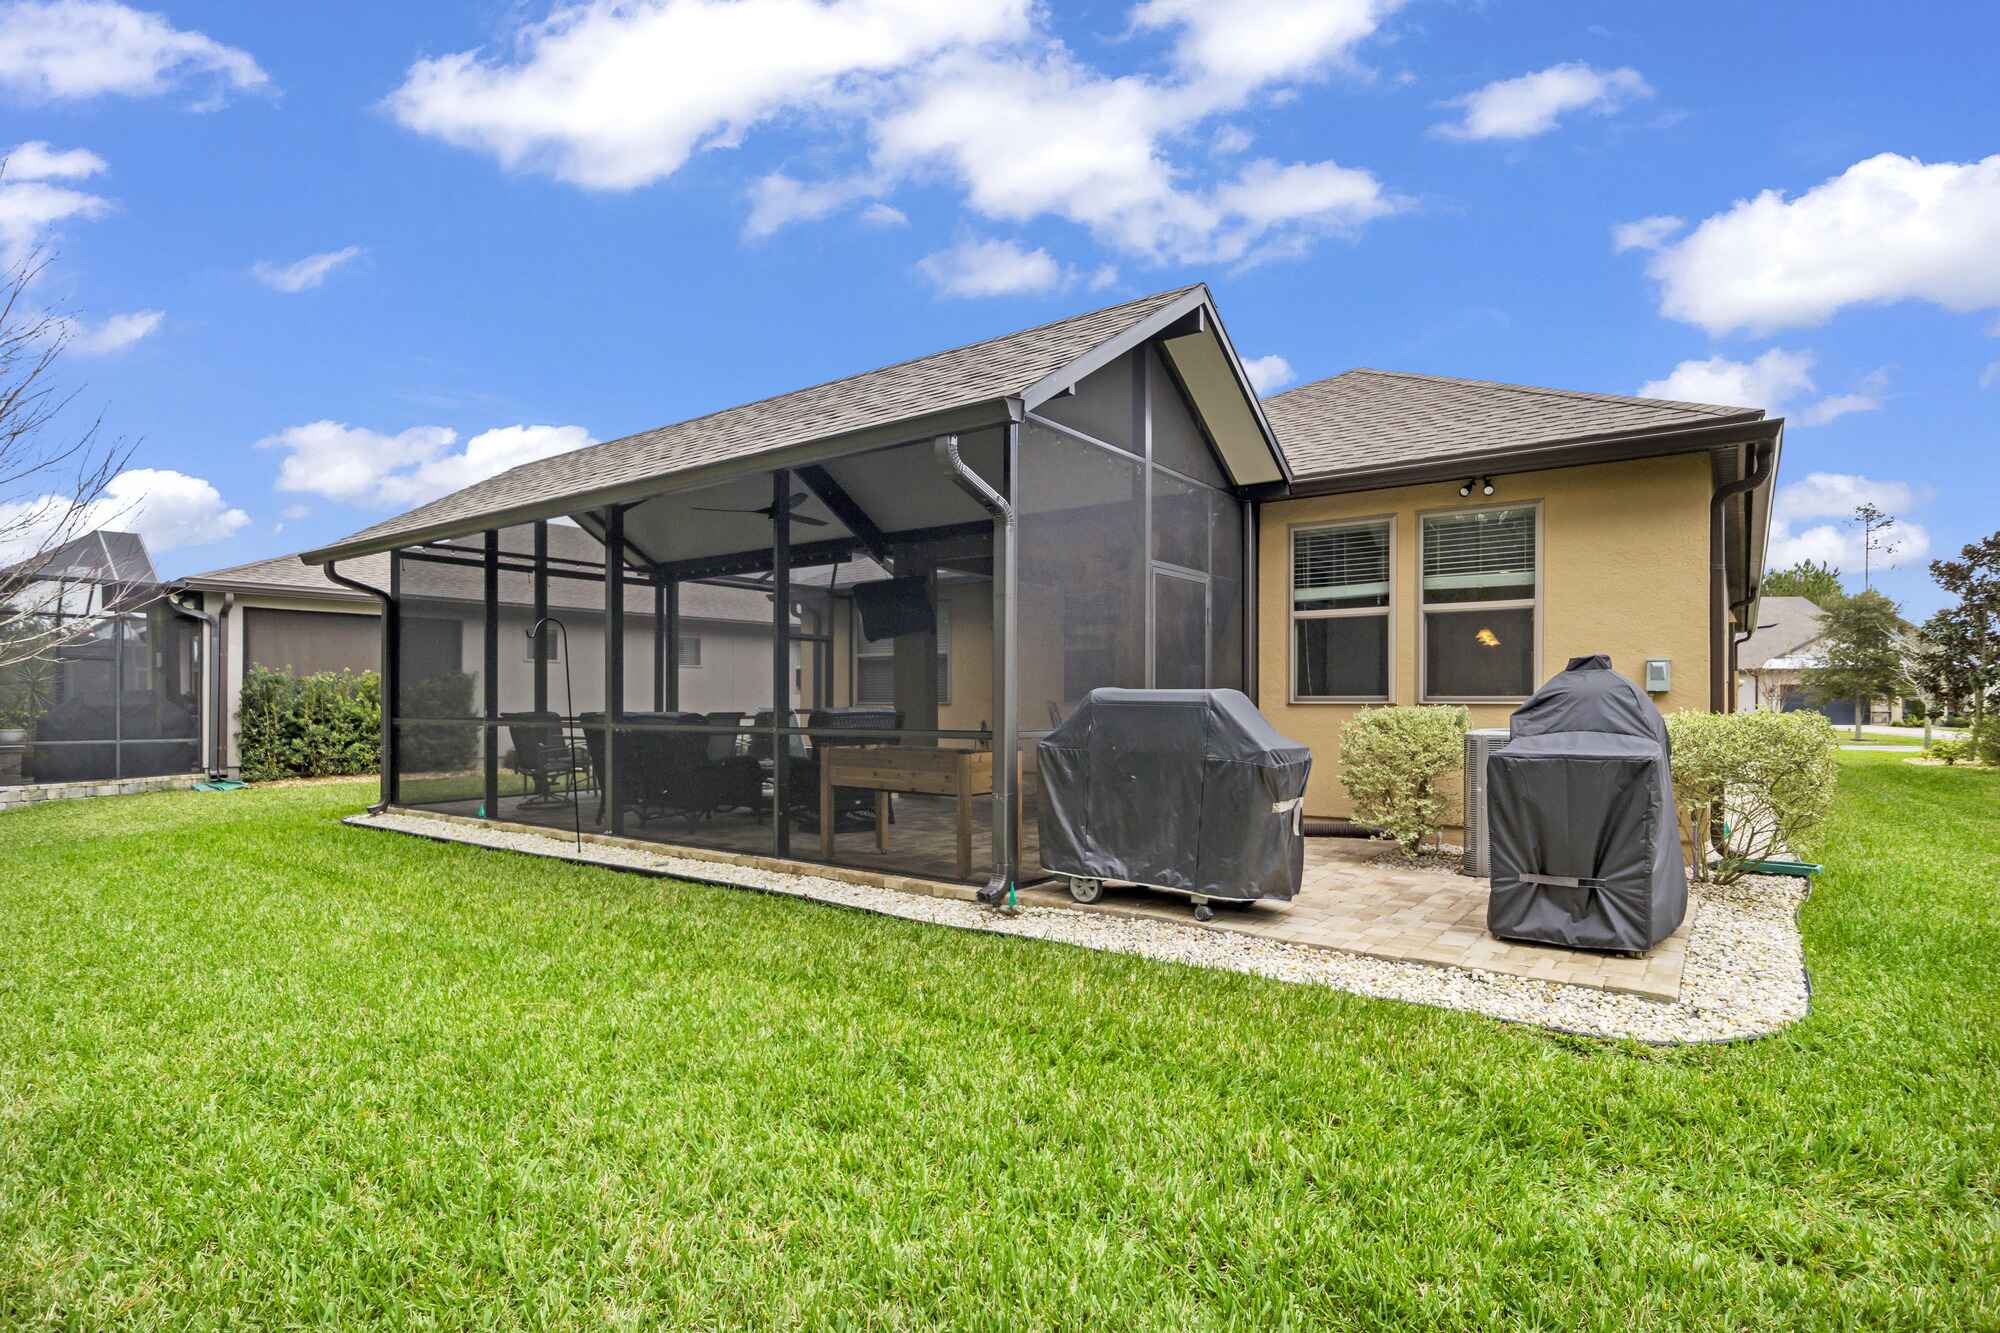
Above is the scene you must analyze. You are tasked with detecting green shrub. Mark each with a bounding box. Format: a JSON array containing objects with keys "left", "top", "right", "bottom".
[
  {"left": 1338, "top": 706, "right": 1468, "bottom": 857},
  {"left": 1930, "top": 739, "right": 1967, "bottom": 766},
  {"left": 1664, "top": 709, "right": 1839, "bottom": 884},
  {"left": 237, "top": 667, "right": 381, "bottom": 782},
  {"left": 394, "top": 672, "right": 481, "bottom": 772},
  {"left": 1971, "top": 716, "right": 2000, "bottom": 766}
]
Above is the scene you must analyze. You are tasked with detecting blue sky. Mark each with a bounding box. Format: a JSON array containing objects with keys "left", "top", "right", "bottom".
[{"left": 2, "top": 0, "right": 1994, "bottom": 616}]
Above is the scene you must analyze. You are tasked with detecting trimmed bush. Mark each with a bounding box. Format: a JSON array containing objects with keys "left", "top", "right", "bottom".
[
  {"left": 1664, "top": 709, "right": 1839, "bottom": 884},
  {"left": 397, "top": 672, "right": 480, "bottom": 772},
  {"left": 1338, "top": 705, "right": 1468, "bottom": 857},
  {"left": 1971, "top": 716, "right": 2000, "bottom": 766},
  {"left": 1930, "top": 738, "right": 1968, "bottom": 766},
  {"left": 238, "top": 667, "right": 380, "bottom": 782}
]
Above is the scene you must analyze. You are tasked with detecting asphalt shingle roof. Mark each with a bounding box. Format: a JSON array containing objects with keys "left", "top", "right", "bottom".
[
  {"left": 306, "top": 285, "right": 1201, "bottom": 561},
  {"left": 1736, "top": 595, "right": 1829, "bottom": 670},
  {"left": 1262, "top": 368, "right": 1764, "bottom": 481},
  {"left": 183, "top": 529, "right": 777, "bottom": 623}
]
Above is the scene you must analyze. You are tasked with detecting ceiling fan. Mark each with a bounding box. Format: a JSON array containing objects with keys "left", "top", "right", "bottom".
[{"left": 691, "top": 491, "right": 829, "bottom": 527}]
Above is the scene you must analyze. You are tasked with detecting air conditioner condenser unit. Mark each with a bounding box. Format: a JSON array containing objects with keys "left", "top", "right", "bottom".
[{"left": 1462, "top": 727, "right": 1512, "bottom": 877}]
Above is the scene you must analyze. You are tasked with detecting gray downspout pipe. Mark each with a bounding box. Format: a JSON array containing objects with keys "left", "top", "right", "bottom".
[
  {"left": 934, "top": 431, "right": 1018, "bottom": 906},
  {"left": 324, "top": 561, "right": 395, "bottom": 814},
  {"left": 216, "top": 593, "right": 233, "bottom": 777},
  {"left": 168, "top": 592, "right": 220, "bottom": 778},
  {"left": 1709, "top": 439, "right": 1774, "bottom": 712}
]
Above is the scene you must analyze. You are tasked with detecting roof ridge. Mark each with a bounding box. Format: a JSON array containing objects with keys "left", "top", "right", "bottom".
[
  {"left": 1340, "top": 366, "right": 1759, "bottom": 418},
  {"left": 471, "top": 284, "right": 1204, "bottom": 494}
]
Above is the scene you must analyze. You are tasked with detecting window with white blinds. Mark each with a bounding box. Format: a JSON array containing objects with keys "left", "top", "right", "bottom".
[
  {"left": 1421, "top": 506, "right": 1536, "bottom": 604},
  {"left": 1421, "top": 505, "right": 1537, "bottom": 699},
  {"left": 1291, "top": 520, "right": 1392, "bottom": 700},
  {"left": 1292, "top": 523, "right": 1390, "bottom": 611},
  {"left": 854, "top": 604, "right": 950, "bottom": 705}
]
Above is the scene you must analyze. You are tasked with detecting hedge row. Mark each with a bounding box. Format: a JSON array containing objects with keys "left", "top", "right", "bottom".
[{"left": 237, "top": 666, "right": 380, "bottom": 782}]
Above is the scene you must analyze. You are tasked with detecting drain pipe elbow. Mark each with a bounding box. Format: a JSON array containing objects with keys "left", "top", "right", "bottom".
[
  {"left": 934, "top": 433, "right": 1020, "bottom": 906},
  {"left": 1709, "top": 439, "right": 1775, "bottom": 711},
  {"left": 324, "top": 561, "right": 395, "bottom": 814}
]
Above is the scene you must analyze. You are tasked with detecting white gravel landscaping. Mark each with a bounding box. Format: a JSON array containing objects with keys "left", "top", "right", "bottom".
[{"left": 348, "top": 810, "right": 1812, "bottom": 1045}]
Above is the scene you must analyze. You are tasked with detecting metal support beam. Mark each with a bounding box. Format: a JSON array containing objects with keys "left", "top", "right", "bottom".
[
  {"left": 934, "top": 432, "right": 1017, "bottom": 905},
  {"left": 795, "top": 463, "right": 891, "bottom": 565},
  {"left": 483, "top": 529, "right": 500, "bottom": 819},
  {"left": 662, "top": 578, "right": 680, "bottom": 710},
  {"left": 656, "top": 520, "right": 991, "bottom": 582},
  {"left": 604, "top": 507, "right": 625, "bottom": 833},
  {"left": 532, "top": 521, "right": 549, "bottom": 714},
  {"left": 770, "top": 469, "right": 791, "bottom": 857},
  {"left": 1242, "top": 497, "right": 1257, "bottom": 698}
]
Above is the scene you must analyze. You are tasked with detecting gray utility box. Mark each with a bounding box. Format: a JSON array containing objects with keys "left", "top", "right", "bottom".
[{"left": 1461, "top": 728, "right": 1512, "bottom": 877}]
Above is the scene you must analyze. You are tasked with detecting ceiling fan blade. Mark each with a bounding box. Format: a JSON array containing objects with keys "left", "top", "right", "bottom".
[
  {"left": 791, "top": 514, "right": 831, "bottom": 527},
  {"left": 691, "top": 505, "right": 762, "bottom": 515}
]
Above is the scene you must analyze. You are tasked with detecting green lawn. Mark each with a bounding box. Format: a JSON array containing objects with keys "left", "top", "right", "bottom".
[{"left": 0, "top": 754, "right": 1994, "bottom": 1328}]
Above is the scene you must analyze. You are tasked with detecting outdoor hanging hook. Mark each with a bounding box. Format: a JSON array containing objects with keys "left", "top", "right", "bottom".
[{"left": 526, "top": 615, "right": 583, "bottom": 855}]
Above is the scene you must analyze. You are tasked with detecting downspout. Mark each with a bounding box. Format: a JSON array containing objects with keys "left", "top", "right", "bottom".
[
  {"left": 934, "top": 431, "right": 1018, "bottom": 907},
  {"left": 216, "top": 593, "right": 234, "bottom": 776},
  {"left": 1709, "top": 439, "right": 1774, "bottom": 712},
  {"left": 324, "top": 561, "right": 394, "bottom": 814},
  {"left": 169, "top": 592, "right": 220, "bottom": 778}
]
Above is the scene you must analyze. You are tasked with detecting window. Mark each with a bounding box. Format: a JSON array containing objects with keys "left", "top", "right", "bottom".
[
  {"left": 678, "top": 635, "right": 701, "bottom": 668},
  {"left": 1421, "top": 505, "right": 1537, "bottom": 700},
  {"left": 854, "top": 604, "right": 949, "bottom": 706},
  {"left": 1291, "top": 520, "right": 1392, "bottom": 700},
  {"left": 524, "top": 624, "right": 559, "bottom": 662}
]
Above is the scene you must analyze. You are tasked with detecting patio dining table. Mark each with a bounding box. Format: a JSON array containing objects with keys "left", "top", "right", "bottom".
[{"left": 818, "top": 744, "right": 1022, "bottom": 882}]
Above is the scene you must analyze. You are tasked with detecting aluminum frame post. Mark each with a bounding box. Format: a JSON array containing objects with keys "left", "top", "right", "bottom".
[
  {"left": 604, "top": 507, "right": 625, "bottom": 834},
  {"left": 483, "top": 528, "right": 500, "bottom": 819},
  {"left": 771, "top": 468, "right": 792, "bottom": 858}
]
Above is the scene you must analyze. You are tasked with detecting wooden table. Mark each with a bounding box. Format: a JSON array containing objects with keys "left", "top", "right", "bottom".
[{"left": 819, "top": 745, "right": 1021, "bottom": 881}]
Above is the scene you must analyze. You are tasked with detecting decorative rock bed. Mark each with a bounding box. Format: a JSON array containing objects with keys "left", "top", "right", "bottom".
[{"left": 349, "top": 810, "right": 1812, "bottom": 1044}]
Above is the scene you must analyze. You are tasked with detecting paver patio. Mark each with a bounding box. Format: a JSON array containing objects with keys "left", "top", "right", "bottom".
[{"left": 1020, "top": 836, "right": 1690, "bottom": 1002}]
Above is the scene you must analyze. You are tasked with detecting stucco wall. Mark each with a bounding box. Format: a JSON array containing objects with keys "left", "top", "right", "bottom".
[{"left": 1257, "top": 453, "right": 1715, "bottom": 821}]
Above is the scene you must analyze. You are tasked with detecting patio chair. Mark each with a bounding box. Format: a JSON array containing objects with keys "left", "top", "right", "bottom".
[
  {"left": 501, "top": 710, "right": 589, "bottom": 810},
  {"left": 692, "top": 711, "right": 765, "bottom": 818}
]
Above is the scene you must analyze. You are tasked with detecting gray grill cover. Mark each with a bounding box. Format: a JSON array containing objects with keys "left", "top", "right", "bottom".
[
  {"left": 1037, "top": 689, "right": 1312, "bottom": 902},
  {"left": 1486, "top": 655, "right": 1688, "bottom": 951}
]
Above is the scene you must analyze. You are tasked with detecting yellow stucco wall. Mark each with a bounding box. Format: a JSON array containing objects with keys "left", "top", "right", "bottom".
[{"left": 1258, "top": 453, "right": 1714, "bottom": 821}]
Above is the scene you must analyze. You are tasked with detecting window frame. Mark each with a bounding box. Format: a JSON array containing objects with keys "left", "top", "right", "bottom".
[
  {"left": 1288, "top": 514, "right": 1396, "bottom": 705},
  {"left": 1416, "top": 499, "right": 1543, "bottom": 705},
  {"left": 851, "top": 601, "right": 951, "bottom": 707},
  {"left": 678, "top": 634, "right": 701, "bottom": 669}
]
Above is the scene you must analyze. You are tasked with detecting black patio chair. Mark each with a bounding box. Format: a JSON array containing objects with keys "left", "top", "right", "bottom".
[
  {"left": 791, "top": 706, "right": 902, "bottom": 830},
  {"left": 692, "top": 711, "right": 765, "bottom": 817},
  {"left": 501, "top": 710, "right": 589, "bottom": 809}
]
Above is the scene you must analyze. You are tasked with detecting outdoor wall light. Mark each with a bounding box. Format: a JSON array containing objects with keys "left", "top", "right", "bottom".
[
  {"left": 1457, "top": 476, "right": 1497, "bottom": 497},
  {"left": 1481, "top": 477, "right": 1496, "bottom": 496}
]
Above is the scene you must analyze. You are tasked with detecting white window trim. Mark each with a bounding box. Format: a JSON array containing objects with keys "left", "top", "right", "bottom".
[
  {"left": 1288, "top": 514, "right": 1396, "bottom": 704},
  {"left": 1417, "top": 499, "right": 1543, "bottom": 705},
  {"left": 852, "top": 602, "right": 951, "bottom": 707}
]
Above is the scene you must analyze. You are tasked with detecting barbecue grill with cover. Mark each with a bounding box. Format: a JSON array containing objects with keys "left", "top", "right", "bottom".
[
  {"left": 1036, "top": 688, "right": 1312, "bottom": 920},
  {"left": 1485, "top": 655, "right": 1688, "bottom": 952}
]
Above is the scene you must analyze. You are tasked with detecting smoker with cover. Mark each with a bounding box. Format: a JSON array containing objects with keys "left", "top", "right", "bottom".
[
  {"left": 1036, "top": 688, "right": 1312, "bottom": 920},
  {"left": 1485, "top": 655, "right": 1688, "bottom": 952}
]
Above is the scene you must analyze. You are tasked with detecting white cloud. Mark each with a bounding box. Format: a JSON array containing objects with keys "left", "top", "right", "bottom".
[
  {"left": 1129, "top": 0, "right": 1399, "bottom": 89},
  {"left": 278, "top": 503, "right": 308, "bottom": 521},
  {"left": 385, "top": 0, "right": 1029, "bottom": 191},
  {"left": 0, "top": 466, "right": 247, "bottom": 564},
  {"left": 1432, "top": 63, "right": 1650, "bottom": 141},
  {"left": 252, "top": 245, "right": 363, "bottom": 293},
  {"left": 0, "top": 0, "right": 269, "bottom": 104},
  {"left": 857, "top": 201, "right": 906, "bottom": 227},
  {"left": 1086, "top": 263, "right": 1119, "bottom": 291},
  {"left": 1611, "top": 213, "right": 1682, "bottom": 253},
  {"left": 916, "top": 237, "right": 1065, "bottom": 298},
  {"left": 1242, "top": 353, "right": 1295, "bottom": 394},
  {"left": 3, "top": 138, "right": 104, "bottom": 180},
  {"left": 1648, "top": 153, "right": 2000, "bottom": 336},
  {"left": 261, "top": 420, "right": 595, "bottom": 508},
  {"left": 1211, "top": 124, "right": 1253, "bottom": 155},
  {"left": 64, "top": 307, "right": 161, "bottom": 354},
  {"left": 1640, "top": 348, "right": 1815, "bottom": 411},
  {"left": 1767, "top": 472, "right": 1929, "bottom": 574},
  {"left": 1640, "top": 349, "right": 1887, "bottom": 426},
  {"left": 0, "top": 142, "right": 110, "bottom": 265},
  {"left": 385, "top": 0, "right": 1405, "bottom": 268}
]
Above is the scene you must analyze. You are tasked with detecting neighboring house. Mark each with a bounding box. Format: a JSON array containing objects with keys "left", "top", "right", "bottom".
[
  {"left": 177, "top": 526, "right": 799, "bottom": 778},
  {"left": 0, "top": 529, "right": 205, "bottom": 786},
  {"left": 276, "top": 282, "right": 1780, "bottom": 885},
  {"left": 1734, "top": 593, "right": 1905, "bottom": 725}
]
